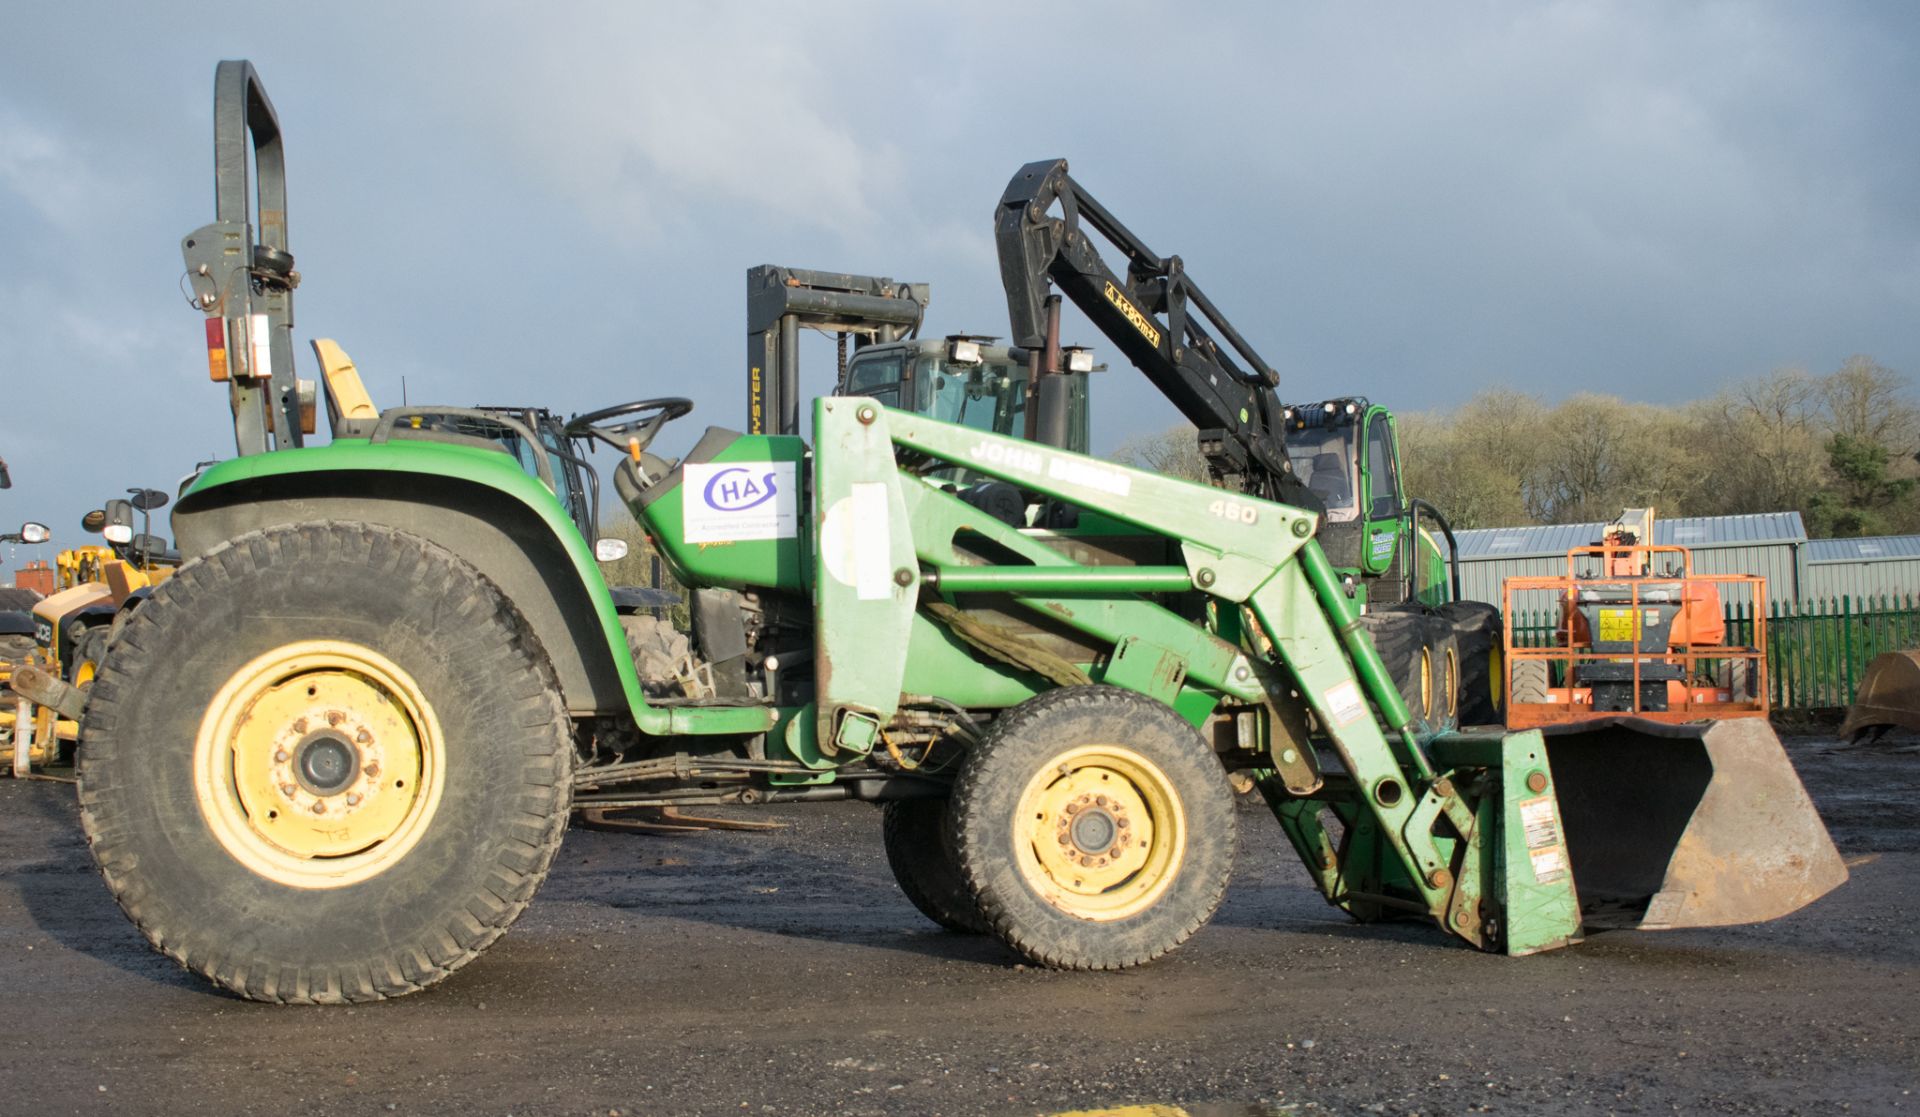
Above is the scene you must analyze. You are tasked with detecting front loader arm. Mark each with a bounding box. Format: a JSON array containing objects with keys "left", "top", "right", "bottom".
[{"left": 821, "top": 401, "right": 1463, "bottom": 921}]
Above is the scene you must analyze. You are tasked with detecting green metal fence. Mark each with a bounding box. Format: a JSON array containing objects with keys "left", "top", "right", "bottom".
[{"left": 1505, "top": 593, "right": 1920, "bottom": 711}]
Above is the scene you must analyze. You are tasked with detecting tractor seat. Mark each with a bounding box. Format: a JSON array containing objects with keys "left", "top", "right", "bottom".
[
  {"left": 613, "top": 451, "right": 679, "bottom": 517},
  {"left": 1306, "top": 452, "right": 1350, "bottom": 505}
]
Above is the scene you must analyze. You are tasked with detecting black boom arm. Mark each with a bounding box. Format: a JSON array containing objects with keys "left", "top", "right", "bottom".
[{"left": 994, "top": 158, "right": 1295, "bottom": 496}]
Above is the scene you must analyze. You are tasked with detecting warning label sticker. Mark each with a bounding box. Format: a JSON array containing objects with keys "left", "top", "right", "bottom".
[
  {"left": 1597, "top": 607, "right": 1638, "bottom": 643},
  {"left": 1530, "top": 846, "right": 1569, "bottom": 884},
  {"left": 1323, "top": 680, "right": 1367, "bottom": 727},
  {"left": 1519, "top": 796, "right": 1562, "bottom": 849}
]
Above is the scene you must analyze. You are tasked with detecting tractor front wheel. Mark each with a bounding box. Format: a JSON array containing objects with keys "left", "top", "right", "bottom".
[
  {"left": 882, "top": 797, "right": 989, "bottom": 934},
  {"left": 949, "top": 686, "right": 1235, "bottom": 970},
  {"left": 77, "top": 522, "right": 573, "bottom": 1003}
]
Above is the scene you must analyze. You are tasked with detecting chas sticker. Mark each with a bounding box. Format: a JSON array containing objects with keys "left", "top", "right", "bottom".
[{"left": 682, "top": 462, "right": 798, "bottom": 543}]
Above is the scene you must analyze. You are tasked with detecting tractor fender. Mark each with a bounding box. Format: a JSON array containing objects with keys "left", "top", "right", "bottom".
[{"left": 173, "top": 449, "right": 639, "bottom": 717}]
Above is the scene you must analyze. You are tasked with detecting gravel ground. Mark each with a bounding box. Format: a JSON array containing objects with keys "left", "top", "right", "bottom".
[{"left": 0, "top": 732, "right": 1913, "bottom": 1117}]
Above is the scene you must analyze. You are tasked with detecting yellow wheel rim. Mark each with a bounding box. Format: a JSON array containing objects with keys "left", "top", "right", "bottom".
[
  {"left": 193, "top": 640, "right": 446, "bottom": 889},
  {"left": 1418, "top": 647, "right": 1434, "bottom": 718},
  {"left": 1489, "top": 645, "right": 1504, "bottom": 709},
  {"left": 1444, "top": 646, "right": 1459, "bottom": 720},
  {"left": 1012, "top": 744, "right": 1186, "bottom": 922}
]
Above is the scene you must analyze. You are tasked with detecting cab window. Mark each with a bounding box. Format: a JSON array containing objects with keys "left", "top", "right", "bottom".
[
  {"left": 1365, "top": 417, "right": 1401, "bottom": 521},
  {"left": 844, "top": 355, "right": 905, "bottom": 408}
]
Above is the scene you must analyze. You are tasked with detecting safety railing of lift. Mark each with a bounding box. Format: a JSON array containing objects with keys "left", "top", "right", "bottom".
[{"left": 1501, "top": 544, "right": 1769, "bottom": 728}]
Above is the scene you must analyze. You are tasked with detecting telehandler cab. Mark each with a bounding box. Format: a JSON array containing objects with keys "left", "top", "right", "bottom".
[{"left": 71, "top": 64, "right": 1845, "bottom": 1003}]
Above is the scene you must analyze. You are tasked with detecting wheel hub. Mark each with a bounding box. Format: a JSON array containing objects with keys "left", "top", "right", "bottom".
[
  {"left": 1069, "top": 804, "right": 1119, "bottom": 855},
  {"left": 204, "top": 648, "right": 437, "bottom": 875},
  {"left": 1023, "top": 757, "right": 1163, "bottom": 906},
  {"left": 293, "top": 730, "right": 360, "bottom": 796}
]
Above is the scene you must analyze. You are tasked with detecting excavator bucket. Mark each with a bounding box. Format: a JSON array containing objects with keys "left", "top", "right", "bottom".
[
  {"left": 1839, "top": 650, "right": 1920, "bottom": 742},
  {"left": 1542, "top": 717, "right": 1846, "bottom": 931}
]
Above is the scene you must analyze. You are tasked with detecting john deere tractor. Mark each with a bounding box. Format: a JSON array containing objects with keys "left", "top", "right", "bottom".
[{"left": 67, "top": 64, "right": 1846, "bottom": 1003}]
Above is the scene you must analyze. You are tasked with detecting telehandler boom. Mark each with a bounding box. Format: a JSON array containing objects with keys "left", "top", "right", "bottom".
[{"left": 68, "top": 63, "right": 1846, "bottom": 1004}]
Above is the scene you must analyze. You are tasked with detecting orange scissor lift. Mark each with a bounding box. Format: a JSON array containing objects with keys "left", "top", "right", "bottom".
[{"left": 1503, "top": 523, "right": 1769, "bottom": 729}]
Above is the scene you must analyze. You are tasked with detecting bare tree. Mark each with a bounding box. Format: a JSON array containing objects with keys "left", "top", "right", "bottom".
[
  {"left": 1112, "top": 424, "right": 1210, "bottom": 482},
  {"left": 1822, "top": 355, "right": 1919, "bottom": 454}
]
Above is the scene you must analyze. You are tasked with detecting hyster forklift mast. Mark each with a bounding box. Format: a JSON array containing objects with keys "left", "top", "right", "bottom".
[
  {"left": 749, "top": 264, "right": 1097, "bottom": 457},
  {"left": 746, "top": 265, "right": 929, "bottom": 438}
]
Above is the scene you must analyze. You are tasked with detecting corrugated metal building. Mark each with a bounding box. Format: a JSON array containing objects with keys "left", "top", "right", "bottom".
[
  {"left": 1802, "top": 535, "right": 1920, "bottom": 603},
  {"left": 1452, "top": 512, "right": 1807, "bottom": 611}
]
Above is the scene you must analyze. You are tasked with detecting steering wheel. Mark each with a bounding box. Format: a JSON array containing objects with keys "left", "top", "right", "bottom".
[{"left": 564, "top": 397, "right": 694, "bottom": 456}]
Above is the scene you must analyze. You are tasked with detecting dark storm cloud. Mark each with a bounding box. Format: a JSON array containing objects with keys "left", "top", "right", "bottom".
[{"left": 1, "top": 2, "right": 1914, "bottom": 547}]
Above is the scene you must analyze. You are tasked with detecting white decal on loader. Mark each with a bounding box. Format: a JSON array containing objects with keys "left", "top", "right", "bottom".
[{"left": 1323, "top": 680, "right": 1367, "bottom": 726}]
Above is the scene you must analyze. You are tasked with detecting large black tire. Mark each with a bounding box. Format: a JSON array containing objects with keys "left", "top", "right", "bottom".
[
  {"left": 66, "top": 625, "right": 110, "bottom": 688},
  {"left": 1510, "top": 659, "right": 1550, "bottom": 707},
  {"left": 77, "top": 522, "right": 573, "bottom": 1003},
  {"left": 882, "top": 798, "right": 989, "bottom": 934},
  {"left": 950, "top": 686, "right": 1236, "bottom": 970},
  {"left": 1358, "top": 606, "right": 1459, "bottom": 735},
  {"left": 1438, "top": 600, "right": 1504, "bottom": 726}
]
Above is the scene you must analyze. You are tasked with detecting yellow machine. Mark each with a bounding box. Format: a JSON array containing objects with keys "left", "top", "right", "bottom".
[{"left": 4, "top": 495, "right": 178, "bottom": 776}]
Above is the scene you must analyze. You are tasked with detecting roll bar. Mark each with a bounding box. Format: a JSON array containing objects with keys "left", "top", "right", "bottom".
[{"left": 181, "top": 60, "right": 304, "bottom": 456}]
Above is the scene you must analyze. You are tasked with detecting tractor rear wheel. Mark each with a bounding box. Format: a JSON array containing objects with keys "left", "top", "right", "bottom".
[
  {"left": 949, "top": 685, "right": 1235, "bottom": 970},
  {"left": 1439, "top": 601, "right": 1503, "bottom": 725},
  {"left": 1359, "top": 607, "right": 1459, "bottom": 734},
  {"left": 882, "top": 798, "right": 989, "bottom": 934},
  {"left": 77, "top": 522, "right": 573, "bottom": 1003}
]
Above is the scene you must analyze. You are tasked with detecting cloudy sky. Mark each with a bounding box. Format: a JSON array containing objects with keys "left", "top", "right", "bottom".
[{"left": 2, "top": 2, "right": 1916, "bottom": 555}]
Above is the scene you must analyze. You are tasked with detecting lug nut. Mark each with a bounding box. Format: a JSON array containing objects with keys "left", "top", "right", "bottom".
[
  {"left": 356, "top": 728, "right": 373, "bottom": 745},
  {"left": 346, "top": 792, "right": 363, "bottom": 807},
  {"left": 274, "top": 748, "right": 290, "bottom": 763},
  {"left": 326, "top": 710, "right": 345, "bottom": 727},
  {"left": 312, "top": 802, "right": 327, "bottom": 815},
  {"left": 293, "top": 718, "right": 308, "bottom": 734}
]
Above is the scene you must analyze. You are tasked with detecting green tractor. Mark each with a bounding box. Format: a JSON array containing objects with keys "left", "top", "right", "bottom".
[{"left": 70, "top": 65, "right": 1846, "bottom": 1003}]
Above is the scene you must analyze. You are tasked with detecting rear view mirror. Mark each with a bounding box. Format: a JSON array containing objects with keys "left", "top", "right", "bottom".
[
  {"left": 104, "top": 524, "right": 134, "bottom": 545},
  {"left": 19, "top": 522, "right": 49, "bottom": 544},
  {"left": 130, "top": 488, "right": 171, "bottom": 513},
  {"left": 82, "top": 510, "right": 108, "bottom": 533}
]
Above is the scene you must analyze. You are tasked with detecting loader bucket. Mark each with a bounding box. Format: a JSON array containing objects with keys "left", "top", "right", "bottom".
[
  {"left": 1541, "top": 717, "right": 1846, "bottom": 931},
  {"left": 1838, "top": 650, "right": 1920, "bottom": 741}
]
